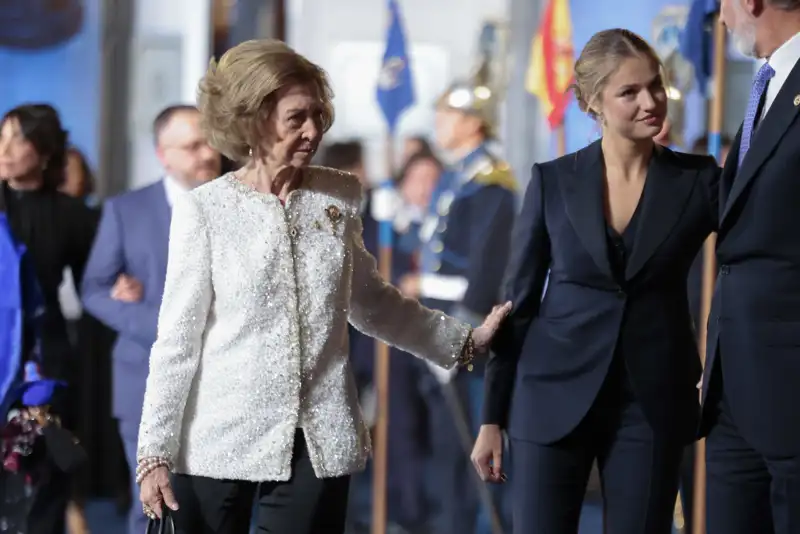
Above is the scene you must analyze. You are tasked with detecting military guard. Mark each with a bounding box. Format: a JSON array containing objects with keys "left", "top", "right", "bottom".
[{"left": 400, "top": 77, "right": 516, "bottom": 534}]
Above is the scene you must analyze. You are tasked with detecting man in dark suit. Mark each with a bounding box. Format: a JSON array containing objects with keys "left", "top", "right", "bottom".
[
  {"left": 702, "top": 2, "right": 800, "bottom": 532},
  {"left": 81, "top": 105, "right": 220, "bottom": 534}
]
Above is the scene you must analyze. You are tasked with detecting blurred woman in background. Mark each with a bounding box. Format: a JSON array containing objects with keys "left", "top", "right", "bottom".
[
  {"left": 60, "top": 147, "right": 96, "bottom": 204},
  {"left": 0, "top": 103, "right": 98, "bottom": 534}
]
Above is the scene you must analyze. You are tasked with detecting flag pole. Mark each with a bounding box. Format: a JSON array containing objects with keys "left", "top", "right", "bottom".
[
  {"left": 371, "top": 136, "right": 394, "bottom": 534},
  {"left": 372, "top": 0, "right": 413, "bottom": 529},
  {"left": 692, "top": 14, "right": 727, "bottom": 534}
]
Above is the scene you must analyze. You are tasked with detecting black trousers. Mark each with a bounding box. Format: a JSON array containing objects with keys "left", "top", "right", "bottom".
[
  {"left": 27, "top": 476, "right": 68, "bottom": 534},
  {"left": 171, "top": 431, "right": 350, "bottom": 534},
  {"left": 510, "top": 361, "right": 685, "bottom": 534},
  {"left": 705, "top": 361, "right": 800, "bottom": 534}
]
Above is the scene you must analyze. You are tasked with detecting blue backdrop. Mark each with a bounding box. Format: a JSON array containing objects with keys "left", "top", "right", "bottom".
[{"left": 0, "top": 0, "right": 102, "bottom": 169}]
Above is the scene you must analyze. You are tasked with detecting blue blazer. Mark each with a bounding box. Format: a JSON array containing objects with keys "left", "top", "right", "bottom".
[
  {"left": 484, "top": 140, "right": 719, "bottom": 445},
  {"left": 0, "top": 214, "right": 43, "bottom": 416},
  {"left": 81, "top": 181, "right": 170, "bottom": 429}
]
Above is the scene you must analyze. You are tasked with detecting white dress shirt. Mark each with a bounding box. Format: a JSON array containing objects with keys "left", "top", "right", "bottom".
[
  {"left": 761, "top": 31, "right": 800, "bottom": 119},
  {"left": 137, "top": 167, "right": 470, "bottom": 482},
  {"left": 162, "top": 175, "right": 188, "bottom": 207}
]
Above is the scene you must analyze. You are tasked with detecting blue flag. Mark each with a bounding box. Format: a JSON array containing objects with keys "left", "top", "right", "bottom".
[
  {"left": 679, "top": 0, "right": 720, "bottom": 95},
  {"left": 376, "top": 0, "right": 415, "bottom": 133}
]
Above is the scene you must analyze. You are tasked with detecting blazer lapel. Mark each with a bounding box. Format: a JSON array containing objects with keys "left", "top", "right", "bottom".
[
  {"left": 720, "top": 60, "right": 800, "bottom": 226},
  {"left": 718, "top": 126, "right": 743, "bottom": 224},
  {"left": 559, "top": 140, "right": 613, "bottom": 278},
  {"left": 625, "top": 147, "right": 695, "bottom": 280}
]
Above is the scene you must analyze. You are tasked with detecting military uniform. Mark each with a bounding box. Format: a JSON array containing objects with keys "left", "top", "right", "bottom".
[
  {"left": 418, "top": 144, "right": 516, "bottom": 534},
  {"left": 346, "top": 191, "right": 431, "bottom": 532},
  {"left": 418, "top": 147, "right": 517, "bottom": 329}
]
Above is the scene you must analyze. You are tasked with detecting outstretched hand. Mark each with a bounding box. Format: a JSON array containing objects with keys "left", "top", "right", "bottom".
[{"left": 472, "top": 301, "right": 512, "bottom": 355}]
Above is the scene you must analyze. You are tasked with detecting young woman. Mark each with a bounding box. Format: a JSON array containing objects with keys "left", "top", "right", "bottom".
[{"left": 471, "top": 29, "right": 720, "bottom": 534}]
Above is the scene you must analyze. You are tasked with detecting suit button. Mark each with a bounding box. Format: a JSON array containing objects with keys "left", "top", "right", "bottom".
[
  {"left": 617, "top": 289, "right": 626, "bottom": 299},
  {"left": 719, "top": 265, "right": 730, "bottom": 275}
]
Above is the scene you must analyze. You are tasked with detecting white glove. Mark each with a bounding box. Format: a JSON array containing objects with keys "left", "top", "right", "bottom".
[
  {"left": 370, "top": 187, "right": 401, "bottom": 222},
  {"left": 425, "top": 360, "right": 458, "bottom": 384},
  {"left": 359, "top": 384, "right": 377, "bottom": 427}
]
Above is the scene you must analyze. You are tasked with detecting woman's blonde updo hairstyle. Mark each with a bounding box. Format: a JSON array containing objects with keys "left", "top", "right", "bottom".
[
  {"left": 571, "top": 29, "right": 666, "bottom": 121},
  {"left": 197, "top": 39, "right": 335, "bottom": 162}
]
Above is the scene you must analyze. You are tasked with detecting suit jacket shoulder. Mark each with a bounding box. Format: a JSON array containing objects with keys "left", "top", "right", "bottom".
[
  {"left": 185, "top": 169, "right": 364, "bottom": 218},
  {"left": 538, "top": 142, "right": 718, "bottom": 177},
  {"left": 108, "top": 180, "right": 165, "bottom": 211},
  {"left": 540, "top": 144, "right": 589, "bottom": 176},
  {"left": 662, "top": 147, "right": 718, "bottom": 171},
  {"left": 305, "top": 166, "right": 364, "bottom": 216}
]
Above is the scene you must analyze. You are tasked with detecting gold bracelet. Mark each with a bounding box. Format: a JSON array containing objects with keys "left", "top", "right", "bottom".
[{"left": 458, "top": 333, "right": 475, "bottom": 372}]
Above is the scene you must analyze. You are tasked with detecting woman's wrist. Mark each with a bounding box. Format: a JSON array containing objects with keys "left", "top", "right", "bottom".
[
  {"left": 135, "top": 456, "right": 171, "bottom": 485},
  {"left": 457, "top": 330, "right": 475, "bottom": 371}
]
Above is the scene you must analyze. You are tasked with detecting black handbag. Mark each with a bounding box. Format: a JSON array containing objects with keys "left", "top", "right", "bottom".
[
  {"left": 41, "top": 424, "right": 88, "bottom": 474},
  {"left": 145, "top": 504, "right": 175, "bottom": 534}
]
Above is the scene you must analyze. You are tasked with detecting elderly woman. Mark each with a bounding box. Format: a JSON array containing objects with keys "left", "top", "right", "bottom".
[{"left": 137, "top": 39, "right": 510, "bottom": 534}]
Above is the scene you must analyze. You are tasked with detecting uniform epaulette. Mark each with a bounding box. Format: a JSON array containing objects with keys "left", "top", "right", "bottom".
[{"left": 473, "top": 161, "right": 518, "bottom": 192}]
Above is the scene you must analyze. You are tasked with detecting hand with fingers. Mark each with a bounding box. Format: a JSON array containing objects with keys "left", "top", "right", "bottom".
[
  {"left": 471, "top": 424, "right": 507, "bottom": 483},
  {"left": 472, "top": 301, "right": 513, "bottom": 355},
  {"left": 111, "top": 274, "right": 143, "bottom": 303},
  {"left": 139, "top": 465, "right": 179, "bottom": 520}
]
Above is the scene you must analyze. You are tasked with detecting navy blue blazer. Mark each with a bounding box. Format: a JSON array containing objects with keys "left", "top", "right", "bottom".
[
  {"left": 484, "top": 140, "right": 719, "bottom": 445},
  {"left": 702, "top": 57, "right": 800, "bottom": 456},
  {"left": 81, "top": 181, "right": 170, "bottom": 432}
]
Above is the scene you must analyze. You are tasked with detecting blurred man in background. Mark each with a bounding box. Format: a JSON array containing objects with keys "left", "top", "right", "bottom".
[{"left": 81, "top": 104, "right": 220, "bottom": 534}]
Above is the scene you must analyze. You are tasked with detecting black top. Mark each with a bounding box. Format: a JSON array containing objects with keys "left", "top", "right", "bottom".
[
  {"left": 605, "top": 200, "right": 642, "bottom": 287},
  {"left": 1, "top": 185, "right": 98, "bottom": 380},
  {"left": 603, "top": 197, "right": 644, "bottom": 402}
]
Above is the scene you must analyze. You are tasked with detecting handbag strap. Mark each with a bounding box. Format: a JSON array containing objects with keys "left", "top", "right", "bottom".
[{"left": 145, "top": 503, "right": 175, "bottom": 534}]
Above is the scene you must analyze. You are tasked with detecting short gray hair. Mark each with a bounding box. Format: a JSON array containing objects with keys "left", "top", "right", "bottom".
[{"left": 770, "top": 0, "right": 800, "bottom": 11}]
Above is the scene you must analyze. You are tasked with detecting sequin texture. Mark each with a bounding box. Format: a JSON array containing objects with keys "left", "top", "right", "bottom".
[{"left": 136, "top": 166, "right": 470, "bottom": 481}]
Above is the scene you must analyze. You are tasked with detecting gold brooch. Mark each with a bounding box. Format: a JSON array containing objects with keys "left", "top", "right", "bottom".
[
  {"left": 325, "top": 205, "right": 342, "bottom": 233},
  {"left": 326, "top": 205, "right": 341, "bottom": 221}
]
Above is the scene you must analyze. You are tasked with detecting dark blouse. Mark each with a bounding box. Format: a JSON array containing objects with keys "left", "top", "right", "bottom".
[
  {"left": 1, "top": 185, "right": 98, "bottom": 381},
  {"left": 605, "top": 203, "right": 642, "bottom": 287},
  {"left": 603, "top": 196, "right": 644, "bottom": 400}
]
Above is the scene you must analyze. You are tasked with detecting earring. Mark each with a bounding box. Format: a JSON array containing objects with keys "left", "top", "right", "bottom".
[{"left": 248, "top": 146, "right": 253, "bottom": 157}]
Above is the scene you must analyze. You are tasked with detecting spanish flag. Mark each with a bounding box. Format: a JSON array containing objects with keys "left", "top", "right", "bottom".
[{"left": 525, "top": 0, "right": 575, "bottom": 129}]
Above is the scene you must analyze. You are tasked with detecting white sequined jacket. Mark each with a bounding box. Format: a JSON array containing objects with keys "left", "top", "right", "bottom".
[{"left": 136, "top": 167, "right": 470, "bottom": 481}]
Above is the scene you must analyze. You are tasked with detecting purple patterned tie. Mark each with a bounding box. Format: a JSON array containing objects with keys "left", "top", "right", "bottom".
[{"left": 738, "top": 62, "right": 775, "bottom": 168}]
